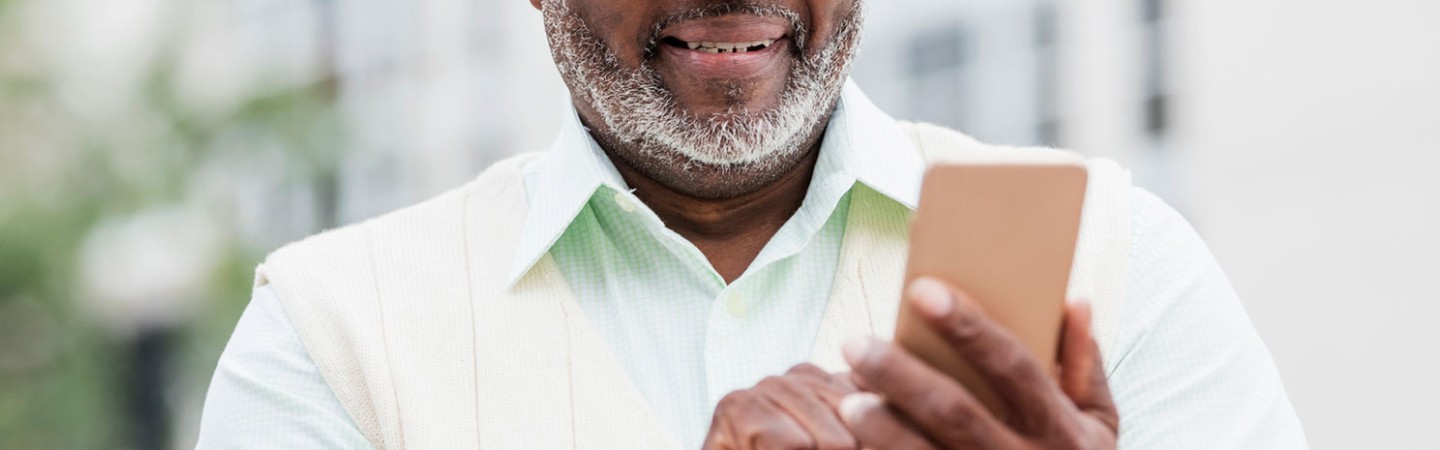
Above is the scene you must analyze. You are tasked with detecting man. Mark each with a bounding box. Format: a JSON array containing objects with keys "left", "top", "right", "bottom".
[{"left": 198, "top": 0, "right": 1308, "bottom": 448}]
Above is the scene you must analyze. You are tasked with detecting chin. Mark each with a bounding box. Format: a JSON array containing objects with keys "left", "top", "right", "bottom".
[
  {"left": 542, "top": 0, "right": 865, "bottom": 197},
  {"left": 673, "top": 84, "right": 790, "bottom": 119}
]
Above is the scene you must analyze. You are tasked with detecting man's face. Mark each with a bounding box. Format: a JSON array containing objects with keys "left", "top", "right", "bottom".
[{"left": 538, "top": 0, "right": 864, "bottom": 191}]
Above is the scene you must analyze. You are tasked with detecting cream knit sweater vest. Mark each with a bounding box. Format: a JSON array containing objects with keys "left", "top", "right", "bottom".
[{"left": 254, "top": 123, "right": 1132, "bottom": 449}]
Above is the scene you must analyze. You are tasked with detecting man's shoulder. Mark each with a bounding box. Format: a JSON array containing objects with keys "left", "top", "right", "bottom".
[
  {"left": 895, "top": 121, "right": 1131, "bottom": 191},
  {"left": 898, "top": 121, "right": 1092, "bottom": 165},
  {"left": 261, "top": 152, "right": 541, "bottom": 275}
]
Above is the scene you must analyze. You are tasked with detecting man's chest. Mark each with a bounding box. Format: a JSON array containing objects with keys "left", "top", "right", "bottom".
[{"left": 547, "top": 192, "right": 854, "bottom": 447}]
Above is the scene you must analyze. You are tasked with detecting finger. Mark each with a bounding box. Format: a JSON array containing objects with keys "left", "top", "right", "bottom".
[
  {"left": 749, "top": 401, "right": 816, "bottom": 450},
  {"left": 1059, "top": 299, "right": 1118, "bottom": 427},
  {"left": 702, "top": 421, "right": 739, "bottom": 450},
  {"left": 708, "top": 390, "right": 813, "bottom": 450},
  {"left": 795, "top": 375, "right": 857, "bottom": 411},
  {"left": 758, "top": 376, "right": 858, "bottom": 450},
  {"left": 785, "top": 365, "right": 859, "bottom": 408},
  {"left": 908, "top": 277, "right": 1072, "bottom": 428},
  {"left": 843, "top": 336, "right": 1013, "bottom": 449},
  {"left": 1058, "top": 299, "right": 1099, "bottom": 403},
  {"left": 785, "top": 362, "right": 831, "bottom": 379},
  {"left": 838, "top": 393, "right": 939, "bottom": 450}
]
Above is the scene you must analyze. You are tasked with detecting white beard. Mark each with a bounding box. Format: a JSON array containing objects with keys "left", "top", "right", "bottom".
[{"left": 541, "top": 1, "right": 865, "bottom": 173}]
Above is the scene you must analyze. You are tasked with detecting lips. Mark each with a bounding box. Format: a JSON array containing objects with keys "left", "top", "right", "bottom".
[
  {"left": 661, "top": 14, "right": 790, "bottom": 47},
  {"left": 655, "top": 14, "right": 794, "bottom": 79}
]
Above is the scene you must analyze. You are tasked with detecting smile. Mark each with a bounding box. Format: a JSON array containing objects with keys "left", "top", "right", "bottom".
[
  {"left": 654, "top": 14, "right": 794, "bottom": 79},
  {"left": 666, "top": 38, "right": 778, "bottom": 54}
]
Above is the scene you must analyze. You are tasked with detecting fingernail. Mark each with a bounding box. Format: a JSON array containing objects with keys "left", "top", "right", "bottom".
[
  {"left": 909, "top": 277, "right": 953, "bottom": 319},
  {"left": 1067, "top": 297, "right": 1092, "bottom": 318},
  {"left": 839, "top": 393, "right": 881, "bottom": 423},
  {"left": 842, "top": 336, "right": 874, "bottom": 367}
]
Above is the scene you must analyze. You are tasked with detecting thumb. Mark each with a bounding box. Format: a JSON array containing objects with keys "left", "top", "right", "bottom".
[{"left": 1058, "top": 299, "right": 1110, "bottom": 410}]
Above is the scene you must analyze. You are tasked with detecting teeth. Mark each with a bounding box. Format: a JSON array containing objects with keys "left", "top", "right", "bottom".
[{"left": 685, "top": 39, "right": 777, "bottom": 53}]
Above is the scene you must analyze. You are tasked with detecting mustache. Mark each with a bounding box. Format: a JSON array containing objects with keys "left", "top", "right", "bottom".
[{"left": 644, "top": 2, "right": 809, "bottom": 58}]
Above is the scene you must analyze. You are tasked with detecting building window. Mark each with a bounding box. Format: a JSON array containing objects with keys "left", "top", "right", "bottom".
[
  {"left": 904, "top": 23, "right": 971, "bottom": 131},
  {"left": 1141, "top": 0, "right": 1169, "bottom": 138},
  {"left": 1034, "top": 1, "right": 1061, "bottom": 146}
]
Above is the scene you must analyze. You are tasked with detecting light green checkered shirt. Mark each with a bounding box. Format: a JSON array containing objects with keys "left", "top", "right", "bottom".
[{"left": 510, "top": 81, "right": 925, "bottom": 447}]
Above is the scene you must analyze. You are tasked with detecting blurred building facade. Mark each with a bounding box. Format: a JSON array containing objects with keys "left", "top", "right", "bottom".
[
  {"left": 170, "top": 0, "right": 568, "bottom": 243},
  {"left": 1, "top": 0, "right": 1435, "bottom": 448},
  {"left": 858, "top": 0, "right": 1183, "bottom": 203}
]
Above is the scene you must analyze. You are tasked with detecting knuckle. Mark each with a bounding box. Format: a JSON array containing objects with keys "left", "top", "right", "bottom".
[
  {"left": 814, "top": 434, "right": 858, "bottom": 450},
  {"left": 857, "top": 345, "right": 898, "bottom": 381},
  {"left": 1042, "top": 422, "right": 1093, "bottom": 450},
  {"left": 947, "top": 315, "right": 988, "bottom": 344},
  {"left": 757, "top": 375, "right": 788, "bottom": 392},
  {"left": 715, "top": 390, "right": 753, "bottom": 413},
  {"left": 994, "top": 349, "right": 1032, "bottom": 377},
  {"left": 777, "top": 435, "right": 816, "bottom": 450},
  {"left": 827, "top": 375, "right": 859, "bottom": 395},
  {"left": 925, "top": 400, "right": 979, "bottom": 429},
  {"left": 1063, "top": 425, "right": 1092, "bottom": 449},
  {"left": 755, "top": 424, "right": 815, "bottom": 450},
  {"left": 702, "top": 431, "right": 737, "bottom": 450},
  {"left": 986, "top": 347, "right": 1045, "bottom": 386},
  {"left": 787, "top": 363, "right": 824, "bottom": 377},
  {"left": 737, "top": 418, "right": 778, "bottom": 443}
]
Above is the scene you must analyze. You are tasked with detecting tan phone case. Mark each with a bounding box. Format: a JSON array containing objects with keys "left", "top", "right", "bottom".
[{"left": 894, "top": 162, "right": 1088, "bottom": 421}]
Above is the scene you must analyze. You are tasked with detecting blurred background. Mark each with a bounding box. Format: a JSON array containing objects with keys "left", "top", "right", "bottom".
[{"left": 0, "top": 0, "right": 1436, "bottom": 448}]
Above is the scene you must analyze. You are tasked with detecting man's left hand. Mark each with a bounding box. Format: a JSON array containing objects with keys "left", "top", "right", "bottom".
[
  {"left": 839, "top": 277, "right": 1119, "bottom": 449},
  {"left": 702, "top": 364, "right": 861, "bottom": 450}
]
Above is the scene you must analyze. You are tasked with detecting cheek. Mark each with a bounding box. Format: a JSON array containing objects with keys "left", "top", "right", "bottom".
[
  {"left": 570, "top": 0, "right": 653, "bottom": 68},
  {"left": 804, "top": 0, "right": 860, "bottom": 52}
]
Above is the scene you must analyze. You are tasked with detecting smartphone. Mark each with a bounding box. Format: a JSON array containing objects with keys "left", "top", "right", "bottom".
[{"left": 894, "top": 162, "right": 1088, "bottom": 421}]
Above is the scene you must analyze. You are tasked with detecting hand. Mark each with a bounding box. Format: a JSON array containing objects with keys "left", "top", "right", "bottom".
[
  {"left": 839, "top": 277, "right": 1119, "bottom": 450},
  {"left": 703, "top": 363, "right": 861, "bottom": 450}
]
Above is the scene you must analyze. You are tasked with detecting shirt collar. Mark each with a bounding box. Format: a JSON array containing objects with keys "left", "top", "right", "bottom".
[
  {"left": 509, "top": 107, "right": 628, "bottom": 286},
  {"left": 828, "top": 79, "right": 925, "bottom": 209},
  {"left": 507, "top": 79, "right": 926, "bottom": 287}
]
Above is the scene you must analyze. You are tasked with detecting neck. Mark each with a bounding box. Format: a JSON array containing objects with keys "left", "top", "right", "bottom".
[{"left": 605, "top": 136, "right": 824, "bottom": 284}]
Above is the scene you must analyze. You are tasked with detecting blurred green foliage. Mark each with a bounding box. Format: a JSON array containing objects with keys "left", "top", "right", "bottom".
[{"left": 0, "top": 1, "right": 344, "bottom": 447}]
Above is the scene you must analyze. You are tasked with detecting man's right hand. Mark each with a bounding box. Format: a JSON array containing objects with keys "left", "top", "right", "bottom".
[{"left": 702, "top": 363, "right": 860, "bottom": 450}]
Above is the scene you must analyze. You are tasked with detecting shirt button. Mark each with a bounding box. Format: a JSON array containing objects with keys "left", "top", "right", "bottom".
[
  {"left": 725, "top": 294, "right": 749, "bottom": 318},
  {"left": 613, "top": 192, "right": 637, "bottom": 213}
]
